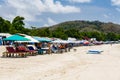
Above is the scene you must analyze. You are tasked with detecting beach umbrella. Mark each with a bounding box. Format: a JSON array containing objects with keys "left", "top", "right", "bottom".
[
  {"left": 52, "top": 39, "right": 68, "bottom": 43},
  {"left": 3, "top": 34, "right": 30, "bottom": 41},
  {"left": 83, "top": 41, "right": 89, "bottom": 44},
  {"left": 34, "top": 37, "right": 52, "bottom": 42},
  {"left": 67, "top": 40, "right": 77, "bottom": 43},
  {"left": 16, "top": 34, "right": 39, "bottom": 43}
]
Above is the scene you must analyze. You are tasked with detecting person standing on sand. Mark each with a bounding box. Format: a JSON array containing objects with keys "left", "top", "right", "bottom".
[
  {"left": 48, "top": 43, "right": 51, "bottom": 54},
  {"left": 110, "top": 42, "right": 112, "bottom": 46}
]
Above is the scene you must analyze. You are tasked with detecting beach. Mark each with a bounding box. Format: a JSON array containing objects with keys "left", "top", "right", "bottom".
[{"left": 0, "top": 44, "right": 120, "bottom": 80}]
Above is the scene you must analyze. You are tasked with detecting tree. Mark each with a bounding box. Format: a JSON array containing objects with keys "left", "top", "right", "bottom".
[
  {"left": 0, "top": 17, "right": 11, "bottom": 33},
  {"left": 106, "top": 32, "right": 118, "bottom": 41},
  {"left": 65, "top": 29, "right": 80, "bottom": 39},
  {"left": 11, "top": 16, "right": 25, "bottom": 33},
  {"left": 51, "top": 27, "right": 68, "bottom": 39},
  {"left": 0, "top": 17, "right": 5, "bottom": 32},
  {"left": 3, "top": 20, "right": 11, "bottom": 32},
  {"left": 32, "top": 28, "right": 50, "bottom": 37}
]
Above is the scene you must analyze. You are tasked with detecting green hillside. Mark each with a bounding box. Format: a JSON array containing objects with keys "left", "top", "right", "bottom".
[
  {"left": 42, "top": 20, "right": 120, "bottom": 40},
  {"left": 49, "top": 20, "right": 120, "bottom": 34},
  {"left": 1, "top": 16, "right": 120, "bottom": 41}
]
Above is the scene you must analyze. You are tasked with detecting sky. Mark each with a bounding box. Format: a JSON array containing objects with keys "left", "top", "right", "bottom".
[{"left": 0, "top": 0, "right": 120, "bottom": 28}]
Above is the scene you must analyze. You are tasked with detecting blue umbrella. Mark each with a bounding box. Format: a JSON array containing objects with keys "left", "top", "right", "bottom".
[{"left": 34, "top": 37, "right": 51, "bottom": 42}]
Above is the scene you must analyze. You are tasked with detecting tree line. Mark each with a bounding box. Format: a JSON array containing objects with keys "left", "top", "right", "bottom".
[{"left": 0, "top": 16, "right": 120, "bottom": 41}]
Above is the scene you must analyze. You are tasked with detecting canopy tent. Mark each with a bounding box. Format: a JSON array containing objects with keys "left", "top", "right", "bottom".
[
  {"left": 67, "top": 37, "right": 77, "bottom": 43},
  {"left": 0, "top": 33, "right": 11, "bottom": 37},
  {"left": 16, "top": 34, "right": 39, "bottom": 43},
  {"left": 68, "top": 37, "right": 76, "bottom": 41},
  {"left": 52, "top": 39, "right": 69, "bottom": 43},
  {"left": 3, "top": 34, "right": 30, "bottom": 41},
  {"left": 34, "top": 37, "right": 52, "bottom": 42},
  {"left": 67, "top": 40, "right": 76, "bottom": 43}
]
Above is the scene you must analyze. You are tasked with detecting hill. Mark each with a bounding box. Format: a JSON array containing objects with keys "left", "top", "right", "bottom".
[
  {"left": 34, "top": 20, "right": 120, "bottom": 40},
  {"left": 49, "top": 20, "right": 120, "bottom": 34}
]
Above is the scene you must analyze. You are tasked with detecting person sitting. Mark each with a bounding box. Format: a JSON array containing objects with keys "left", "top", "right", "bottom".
[{"left": 51, "top": 44, "right": 58, "bottom": 53}]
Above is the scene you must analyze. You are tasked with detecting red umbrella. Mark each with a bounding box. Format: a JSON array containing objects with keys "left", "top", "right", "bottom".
[{"left": 83, "top": 41, "right": 89, "bottom": 44}]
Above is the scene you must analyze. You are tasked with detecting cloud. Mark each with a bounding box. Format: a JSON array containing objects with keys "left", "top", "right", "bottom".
[
  {"left": 0, "top": 0, "right": 80, "bottom": 22},
  {"left": 68, "top": 0, "right": 92, "bottom": 3},
  {"left": 103, "top": 13, "right": 112, "bottom": 18},
  {"left": 111, "top": 0, "right": 120, "bottom": 12},
  {"left": 44, "top": 18, "right": 57, "bottom": 27},
  {"left": 0, "top": 0, "right": 44, "bottom": 21},
  {"left": 116, "top": 7, "right": 120, "bottom": 12},
  {"left": 111, "top": 0, "right": 120, "bottom": 6},
  {"left": 44, "top": 0, "right": 80, "bottom": 13},
  {"left": 103, "top": 14, "right": 109, "bottom": 18}
]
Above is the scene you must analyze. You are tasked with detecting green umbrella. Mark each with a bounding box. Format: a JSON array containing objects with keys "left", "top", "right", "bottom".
[{"left": 3, "top": 34, "right": 30, "bottom": 41}]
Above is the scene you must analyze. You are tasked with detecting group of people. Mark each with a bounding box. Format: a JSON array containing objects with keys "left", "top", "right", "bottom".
[
  {"left": 34, "top": 42, "right": 74, "bottom": 54},
  {"left": 5, "top": 42, "right": 74, "bottom": 55},
  {"left": 51, "top": 43, "right": 73, "bottom": 53}
]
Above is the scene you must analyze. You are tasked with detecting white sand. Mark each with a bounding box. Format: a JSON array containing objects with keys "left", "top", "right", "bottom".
[{"left": 0, "top": 44, "right": 120, "bottom": 80}]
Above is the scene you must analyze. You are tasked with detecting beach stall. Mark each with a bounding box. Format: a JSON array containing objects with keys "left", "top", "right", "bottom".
[
  {"left": 34, "top": 37, "right": 52, "bottom": 54},
  {"left": 2, "top": 34, "right": 30, "bottom": 58},
  {"left": 15, "top": 34, "right": 39, "bottom": 43},
  {"left": 3, "top": 34, "right": 30, "bottom": 41},
  {"left": 0, "top": 33, "right": 11, "bottom": 45},
  {"left": 52, "top": 39, "right": 69, "bottom": 53},
  {"left": 0, "top": 33, "right": 11, "bottom": 37},
  {"left": 34, "top": 37, "right": 52, "bottom": 42},
  {"left": 52, "top": 39, "right": 68, "bottom": 44}
]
